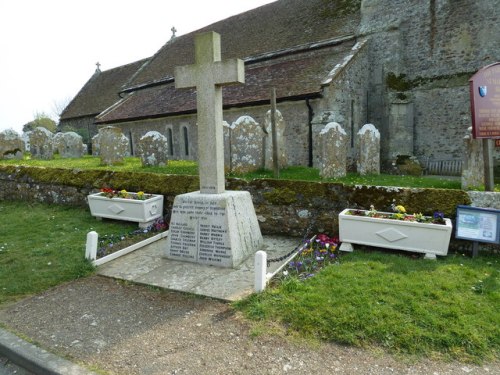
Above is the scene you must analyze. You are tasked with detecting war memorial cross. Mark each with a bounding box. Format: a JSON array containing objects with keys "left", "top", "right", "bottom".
[{"left": 174, "top": 32, "right": 244, "bottom": 194}]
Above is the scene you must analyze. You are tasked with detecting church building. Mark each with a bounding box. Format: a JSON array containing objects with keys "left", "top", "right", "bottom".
[{"left": 59, "top": 0, "right": 500, "bottom": 172}]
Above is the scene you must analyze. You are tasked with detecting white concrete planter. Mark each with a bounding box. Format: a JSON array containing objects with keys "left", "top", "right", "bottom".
[
  {"left": 339, "top": 208, "right": 453, "bottom": 259},
  {"left": 88, "top": 192, "right": 163, "bottom": 227}
]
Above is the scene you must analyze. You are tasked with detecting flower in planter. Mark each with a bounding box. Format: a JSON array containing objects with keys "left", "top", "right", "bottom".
[
  {"left": 346, "top": 205, "right": 447, "bottom": 225},
  {"left": 99, "top": 187, "right": 152, "bottom": 200}
]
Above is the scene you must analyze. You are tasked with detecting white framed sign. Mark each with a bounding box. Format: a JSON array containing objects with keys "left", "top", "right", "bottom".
[{"left": 456, "top": 205, "right": 500, "bottom": 244}]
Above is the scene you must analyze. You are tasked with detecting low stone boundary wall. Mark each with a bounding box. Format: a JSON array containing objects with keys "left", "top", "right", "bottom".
[{"left": 0, "top": 165, "right": 483, "bottom": 239}]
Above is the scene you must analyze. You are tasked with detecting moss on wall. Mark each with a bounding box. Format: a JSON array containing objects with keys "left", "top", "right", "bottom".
[{"left": 0, "top": 165, "right": 477, "bottom": 236}]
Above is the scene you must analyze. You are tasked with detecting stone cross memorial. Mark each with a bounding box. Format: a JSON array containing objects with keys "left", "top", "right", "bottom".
[{"left": 166, "top": 32, "right": 263, "bottom": 268}]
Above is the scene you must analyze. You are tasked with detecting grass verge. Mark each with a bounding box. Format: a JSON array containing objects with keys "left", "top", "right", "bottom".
[
  {"left": 0, "top": 200, "right": 139, "bottom": 306},
  {"left": 235, "top": 249, "right": 500, "bottom": 363}
]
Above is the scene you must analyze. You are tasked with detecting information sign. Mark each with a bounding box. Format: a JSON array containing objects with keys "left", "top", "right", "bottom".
[{"left": 455, "top": 205, "right": 500, "bottom": 244}]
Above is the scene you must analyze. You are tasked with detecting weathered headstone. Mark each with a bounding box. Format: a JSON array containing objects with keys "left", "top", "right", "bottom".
[
  {"left": 223, "top": 121, "right": 232, "bottom": 172},
  {"left": 357, "top": 123, "right": 380, "bottom": 175},
  {"left": 231, "top": 115, "right": 264, "bottom": 173},
  {"left": 0, "top": 129, "right": 24, "bottom": 159},
  {"left": 462, "top": 126, "right": 485, "bottom": 189},
  {"left": 319, "top": 122, "right": 348, "bottom": 178},
  {"left": 91, "top": 134, "right": 100, "bottom": 156},
  {"left": 53, "top": 132, "right": 85, "bottom": 158},
  {"left": 95, "top": 126, "right": 129, "bottom": 165},
  {"left": 29, "top": 127, "right": 54, "bottom": 160},
  {"left": 166, "top": 31, "right": 263, "bottom": 268},
  {"left": 137, "top": 131, "right": 169, "bottom": 166},
  {"left": 264, "top": 109, "right": 287, "bottom": 170}
]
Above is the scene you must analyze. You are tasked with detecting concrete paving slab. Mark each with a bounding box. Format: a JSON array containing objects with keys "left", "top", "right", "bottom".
[{"left": 97, "top": 235, "right": 302, "bottom": 301}]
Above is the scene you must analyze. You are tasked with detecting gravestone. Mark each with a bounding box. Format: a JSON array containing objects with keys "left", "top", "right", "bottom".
[
  {"left": 91, "top": 134, "right": 100, "bottom": 156},
  {"left": 166, "top": 31, "right": 263, "bottom": 268},
  {"left": 223, "top": 121, "right": 232, "bottom": 172},
  {"left": 357, "top": 124, "right": 380, "bottom": 175},
  {"left": 95, "top": 126, "right": 129, "bottom": 165},
  {"left": 53, "top": 132, "right": 85, "bottom": 158},
  {"left": 264, "top": 109, "right": 287, "bottom": 169},
  {"left": 319, "top": 122, "right": 348, "bottom": 178},
  {"left": 0, "top": 129, "right": 24, "bottom": 159},
  {"left": 462, "top": 126, "right": 485, "bottom": 189},
  {"left": 137, "top": 131, "right": 169, "bottom": 166},
  {"left": 231, "top": 115, "right": 264, "bottom": 173},
  {"left": 29, "top": 127, "right": 54, "bottom": 160}
]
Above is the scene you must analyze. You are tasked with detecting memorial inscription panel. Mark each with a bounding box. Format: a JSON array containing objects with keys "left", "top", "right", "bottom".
[{"left": 168, "top": 197, "right": 233, "bottom": 266}]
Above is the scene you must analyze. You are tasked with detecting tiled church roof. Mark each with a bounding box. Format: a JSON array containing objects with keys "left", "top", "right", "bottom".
[
  {"left": 96, "top": 39, "right": 357, "bottom": 123},
  {"left": 127, "top": 0, "right": 360, "bottom": 88},
  {"left": 60, "top": 58, "right": 149, "bottom": 120},
  {"left": 63, "top": 0, "right": 362, "bottom": 123}
]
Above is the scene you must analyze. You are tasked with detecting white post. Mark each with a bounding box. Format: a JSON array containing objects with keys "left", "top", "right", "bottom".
[
  {"left": 254, "top": 250, "right": 267, "bottom": 293},
  {"left": 85, "top": 231, "right": 98, "bottom": 261}
]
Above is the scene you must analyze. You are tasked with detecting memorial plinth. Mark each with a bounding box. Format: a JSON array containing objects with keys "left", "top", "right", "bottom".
[
  {"left": 165, "top": 191, "right": 263, "bottom": 268},
  {"left": 165, "top": 31, "right": 263, "bottom": 268}
]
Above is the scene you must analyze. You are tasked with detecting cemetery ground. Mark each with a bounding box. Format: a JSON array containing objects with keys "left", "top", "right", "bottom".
[
  {"left": 2, "top": 154, "right": 499, "bottom": 190},
  {"left": 0, "top": 200, "right": 498, "bottom": 374}
]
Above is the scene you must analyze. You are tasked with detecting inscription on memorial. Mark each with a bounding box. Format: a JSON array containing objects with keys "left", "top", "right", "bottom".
[{"left": 168, "top": 198, "right": 232, "bottom": 266}]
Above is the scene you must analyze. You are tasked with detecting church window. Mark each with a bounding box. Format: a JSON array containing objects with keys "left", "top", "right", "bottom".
[
  {"left": 167, "top": 128, "right": 174, "bottom": 156},
  {"left": 183, "top": 126, "right": 189, "bottom": 156}
]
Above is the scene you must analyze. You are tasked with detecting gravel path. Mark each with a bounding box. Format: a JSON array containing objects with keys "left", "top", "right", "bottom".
[{"left": 0, "top": 276, "right": 497, "bottom": 375}]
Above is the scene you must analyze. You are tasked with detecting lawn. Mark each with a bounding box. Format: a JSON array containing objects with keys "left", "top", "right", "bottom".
[
  {"left": 235, "top": 248, "right": 499, "bottom": 363},
  {"left": 2, "top": 155, "right": 495, "bottom": 190},
  {"left": 0, "top": 199, "right": 498, "bottom": 364},
  {"left": 0, "top": 200, "right": 138, "bottom": 306}
]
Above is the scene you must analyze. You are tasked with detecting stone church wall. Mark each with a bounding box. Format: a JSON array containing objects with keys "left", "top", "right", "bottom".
[
  {"left": 108, "top": 101, "right": 311, "bottom": 168},
  {"left": 311, "top": 40, "right": 370, "bottom": 169},
  {"left": 359, "top": 0, "right": 500, "bottom": 166}
]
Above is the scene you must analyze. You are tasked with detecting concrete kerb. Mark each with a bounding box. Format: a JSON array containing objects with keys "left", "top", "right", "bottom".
[{"left": 0, "top": 328, "right": 97, "bottom": 375}]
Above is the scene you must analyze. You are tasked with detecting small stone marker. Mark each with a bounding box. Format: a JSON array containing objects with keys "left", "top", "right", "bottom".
[
  {"left": 462, "top": 126, "right": 485, "bottom": 189},
  {"left": 137, "top": 131, "right": 169, "bottom": 166},
  {"left": 53, "top": 131, "right": 85, "bottom": 158},
  {"left": 95, "top": 126, "right": 129, "bottom": 165},
  {"left": 0, "top": 129, "right": 24, "bottom": 159},
  {"left": 357, "top": 123, "right": 380, "bottom": 175},
  {"left": 174, "top": 31, "right": 244, "bottom": 194},
  {"left": 166, "top": 32, "right": 263, "bottom": 268},
  {"left": 231, "top": 115, "right": 264, "bottom": 173},
  {"left": 264, "top": 109, "right": 287, "bottom": 170},
  {"left": 319, "top": 122, "right": 348, "bottom": 178},
  {"left": 223, "top": 120, "right": 232, "bottom": 172},
  {"left": 29, "top": 127, "right": 54, "bottom": 160}
]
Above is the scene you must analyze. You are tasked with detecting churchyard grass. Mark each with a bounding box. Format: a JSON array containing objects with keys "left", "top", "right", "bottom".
[
  {"left": 0, "top": 200, "right": 138, "bottom": 306},
  {"left": 2, "top": 156, "right": 495, "bottom": 190},
  {"left": 235, "top": 249, "right": 499, "bottom": 363}
]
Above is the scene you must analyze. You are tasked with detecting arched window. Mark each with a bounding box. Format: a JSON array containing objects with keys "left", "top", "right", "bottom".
[
  {"left": 167, "top": 128, "right": 174, "bottom": 156},
  {"left": 183, "top": 126, "right": 189, "bottom": 156}
]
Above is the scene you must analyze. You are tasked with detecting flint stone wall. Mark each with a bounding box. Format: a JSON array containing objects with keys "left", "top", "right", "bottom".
[{"left": 1, "top": 165, "right": 487, "bottom": 243}]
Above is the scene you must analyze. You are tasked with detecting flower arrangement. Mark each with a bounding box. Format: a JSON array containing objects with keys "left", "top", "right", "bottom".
[
  {"left": 348, "top": 203, "right": 446, "bottom": 225},
  {"left": 283, "top": 234, "right": 340, "bottom": 280},
  {"left": 99, "top": 188, "right": 151, "bottom": 201},
  {"left": 97, "top": 218, "right": 168, "bottom": 258}
]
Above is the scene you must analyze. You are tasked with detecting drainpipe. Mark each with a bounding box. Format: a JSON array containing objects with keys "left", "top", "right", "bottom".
[{"left": 306, "top": 99, "right": 314, "bottom": 167}]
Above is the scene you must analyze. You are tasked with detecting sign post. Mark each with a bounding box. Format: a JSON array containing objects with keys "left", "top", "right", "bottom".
[
  {"left": 455, "top": 205, "right": 500, "bottom": 257},
  {"left": 469, "top": 62, "right": 500, "bottom": 191}
]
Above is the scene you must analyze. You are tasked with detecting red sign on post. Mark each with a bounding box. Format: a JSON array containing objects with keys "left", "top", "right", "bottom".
[{"left": 470, "top": 62, "right": 500, "bottom": 139}]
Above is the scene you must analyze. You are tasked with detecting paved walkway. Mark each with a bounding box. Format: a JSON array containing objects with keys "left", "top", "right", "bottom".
[{"left": 97, "top": 235, "right": 302, "bottom": 301}]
